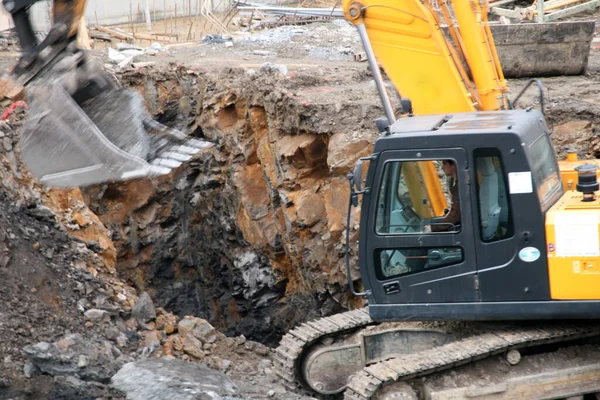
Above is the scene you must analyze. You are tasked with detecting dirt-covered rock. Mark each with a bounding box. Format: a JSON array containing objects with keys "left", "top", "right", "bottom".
[
  {"left": 22, "top": 334, "right": 126, "bottom": 383},
  {"left": 111, "top": 359, "right": 236, "bottom": 400}
]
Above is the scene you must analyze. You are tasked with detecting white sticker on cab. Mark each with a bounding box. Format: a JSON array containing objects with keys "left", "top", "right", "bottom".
[{"left": 508, "top": 171, "right": 533, "bottom": 194}]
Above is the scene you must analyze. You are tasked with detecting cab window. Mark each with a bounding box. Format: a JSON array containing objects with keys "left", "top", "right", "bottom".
[
  {"left": 474, "top": 149, "right": 514, "bottom": 242},
  {"left": 375, "top": 160, "right": 459, "bottom": 235},
  {"left": 528, "top": 134, "right": 561, "bottom": 210}
]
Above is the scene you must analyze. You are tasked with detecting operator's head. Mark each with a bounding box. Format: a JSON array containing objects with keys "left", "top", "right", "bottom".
[{"left": 442, "top": 159, "right": 457, "bottom": 178}]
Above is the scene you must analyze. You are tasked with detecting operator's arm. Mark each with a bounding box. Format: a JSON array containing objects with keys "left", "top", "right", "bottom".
[{"left": 431, "top": 184, "right": 460, "bottom": 232}]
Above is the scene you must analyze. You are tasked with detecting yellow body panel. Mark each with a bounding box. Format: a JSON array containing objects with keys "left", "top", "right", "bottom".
[
  {"left": 558, "top": 153, "right": 600, "bottom": 192},
  {"left": 341, "top": 1, "right": 509, "bottom": 210},
  {"left": 546, "top": 191, "right": 600, "bottom": 300}
]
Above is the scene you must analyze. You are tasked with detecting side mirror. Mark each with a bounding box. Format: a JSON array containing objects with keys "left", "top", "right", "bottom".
[{"left": 353, "top": 159, "right": 364, "bottom": 191}]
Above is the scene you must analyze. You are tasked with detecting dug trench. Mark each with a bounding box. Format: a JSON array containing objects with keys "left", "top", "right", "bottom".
[{"left": 78, "top": 64, "right": 382, "bottom": 347}]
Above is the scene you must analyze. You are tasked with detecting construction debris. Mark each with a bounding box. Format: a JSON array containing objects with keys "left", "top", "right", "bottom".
[
  {"left": 94, "top": 25, "right": 135, "bottom": 42},
  {"left": 107, "top": 44, "right": 165, "bottom": 68},
  {"left": 235, "top": 1, "right": 343, "bottom": 29},
  {"left": 490, "top": 0, "right": 600, "bottom": 22}
]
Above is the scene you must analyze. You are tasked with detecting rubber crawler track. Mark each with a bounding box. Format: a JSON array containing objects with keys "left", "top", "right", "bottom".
[
  {"left": 343, "top": 323, "right": 600, "bottom": 400},
  {"left": 274, "top": 307, "right": 376, "bottom": 394}
]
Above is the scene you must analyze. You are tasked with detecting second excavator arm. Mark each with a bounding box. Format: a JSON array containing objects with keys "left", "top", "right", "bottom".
[{"left": 2, "top": 0, "right": 212, "bottom": 188}]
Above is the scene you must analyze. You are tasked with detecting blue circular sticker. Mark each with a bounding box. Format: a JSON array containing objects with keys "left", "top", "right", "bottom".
[{"left": 519, "top": 247, "right": 540, "bottom": 263}]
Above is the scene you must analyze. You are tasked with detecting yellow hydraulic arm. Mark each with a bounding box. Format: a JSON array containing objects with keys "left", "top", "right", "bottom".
[
  {"left": 342, "top": 0, "right": 510, "bottom": 116},
  {"left": 341, "top": 1, "right": 511, "bottom": 217}
]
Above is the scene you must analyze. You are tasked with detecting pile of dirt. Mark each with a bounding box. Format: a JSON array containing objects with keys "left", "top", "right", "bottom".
[
  {"left": 0, "top": 116, "right": 132, "bottom": 399},
  {"left": 0, "top": 111, "right": 312, "bottom": 399}
]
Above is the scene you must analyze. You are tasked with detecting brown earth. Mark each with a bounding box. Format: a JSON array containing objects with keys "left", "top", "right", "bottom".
[{"left": 0, "top": 12, "right": 600, "bottom": 400}]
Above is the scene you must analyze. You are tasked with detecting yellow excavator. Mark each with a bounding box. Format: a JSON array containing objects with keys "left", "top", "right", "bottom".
[
  {"left": 1, "top": 0, "right": 211, "bottom": 188},
  {"left": 274, "top": 1, "right": 600, "bottom": 399}
]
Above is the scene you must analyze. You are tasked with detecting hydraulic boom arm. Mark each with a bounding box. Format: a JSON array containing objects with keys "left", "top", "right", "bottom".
[{"left": 342, "top": 0, "right": 510, "bottom": 115}]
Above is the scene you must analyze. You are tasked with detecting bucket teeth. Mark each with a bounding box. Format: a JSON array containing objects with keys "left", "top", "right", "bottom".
[
  {"left": 151, "top": 158, "right": 183, "bottom": 169},
  {"left": 159, "top": 152, "right": 194, "bottom": 162},
  {"left": 148, "top": 165, "right": 173, "bottom": 176},
  {"left": 187, "top": 138, "right": 214, "bottom": 149}
]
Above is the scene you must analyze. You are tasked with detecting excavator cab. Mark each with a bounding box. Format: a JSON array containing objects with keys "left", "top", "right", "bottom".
[
  {"left": 353, "top": 109, "right": 600, "bottom": 322},
  {"left": 2, "top": 0, "right": 211, "bottom": 188}
]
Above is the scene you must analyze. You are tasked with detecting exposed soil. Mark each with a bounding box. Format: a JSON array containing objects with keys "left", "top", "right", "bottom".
[{"left": 1, "top": 9, "right": 600, "bottom": 400}]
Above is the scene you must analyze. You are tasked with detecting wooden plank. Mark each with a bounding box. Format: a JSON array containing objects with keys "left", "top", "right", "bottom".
[
  {"left": 94, "top": 25, "right": 134, "bottom": 41},
  {"left": 133, "top": 32, "right": 172, "bottom": 42},
  {"left": 132, "top": 61, "right": 157, "bottom": 68},
  {"left": 163, "top": 40, "right": 203, "bottom": 50},
  {"left": 0, "top": 77, "right": 25, "bottom": 100},
  {"left": 89, "top": 31, "right": 112, "bottom": 41},
  {"left": 77, "top": 18, "right": 92, "bottom": 50}
]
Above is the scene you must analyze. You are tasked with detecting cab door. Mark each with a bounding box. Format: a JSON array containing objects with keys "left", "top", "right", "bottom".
[{"left": 360, "top": 148, "right": 479, "bottom": 306}]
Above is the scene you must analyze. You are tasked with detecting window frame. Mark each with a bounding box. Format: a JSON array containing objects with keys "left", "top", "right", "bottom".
[
  {"left": 527, "top": 133, "right": 562, "bottom": 212},
  {"left": 374, "top": 159, "right": 461, "bottom": 236}
]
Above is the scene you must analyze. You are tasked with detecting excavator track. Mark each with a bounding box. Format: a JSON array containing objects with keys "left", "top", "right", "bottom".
[
  {"left": 343, "top": 323, "right": 600, "bottom": 400},
  {"left": 275, "top": 307, "right": 376, "bottom": 394}
]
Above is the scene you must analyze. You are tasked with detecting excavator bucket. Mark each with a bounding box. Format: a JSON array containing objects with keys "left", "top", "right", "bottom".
[
  {"left": 491, "top": 21, "right": 596, "bottom": 78},
  {"left": 20, "top": 81, "right": 212, "bottom": 188}
]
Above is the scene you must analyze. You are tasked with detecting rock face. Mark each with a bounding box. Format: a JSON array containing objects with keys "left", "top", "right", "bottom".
[
  {"left": 80, "top": 67, "right": 374, "bottom": 344},
  {"left": 111, "top": 359, "right": 237, "bottom": 400}
]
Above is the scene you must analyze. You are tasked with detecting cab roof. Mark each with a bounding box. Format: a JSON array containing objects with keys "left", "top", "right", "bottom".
[{"left": 387, "top": 110, "right": 547, "bottom": 142}]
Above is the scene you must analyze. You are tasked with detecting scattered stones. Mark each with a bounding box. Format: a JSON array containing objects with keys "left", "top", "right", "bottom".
[
  {"left": 254, "top": 343, "right": 270, "bottom": 356},
  {"left": 183, "top": 334, "right": 205, "bottom": 360},
  {"left": 155, "top": 313, "right": 178, "bottom": 334},
  {"left": 108, "top": 47, "right": 127, "bottom": 63},
  {"left": 191, "top": 319, "right": 217, "bottom": 344},
  {"left": 3, "top": 137, "right": 12, "bottom": 152},
  {"left": 253, "top": 50, "right": 276, "bottom": 56},
  {"left": 260, "top": 62, "right": 288, "bottom": 75},
  {"left": 27, "top": 205, "right": 56, "bottom": 221},
  {"left": 84, "top": 309, "right": 109, "bottom": 322},
  {"left": 22, "top": 334, "right": 124, "bottom": 383},
  {"left": 132, "top": 292, "right": 156, "bottom": 324},
  {"left": 23, "top": 362, "right": 37, "bottom": 379}
]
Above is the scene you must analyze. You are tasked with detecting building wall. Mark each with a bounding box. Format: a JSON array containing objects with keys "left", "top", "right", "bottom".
[
  {"left": 84, "top": 0, "right": 230, "bottom": 26},
  {"left": 1, "top": 0, "right": 294, "bottom": 32}
]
